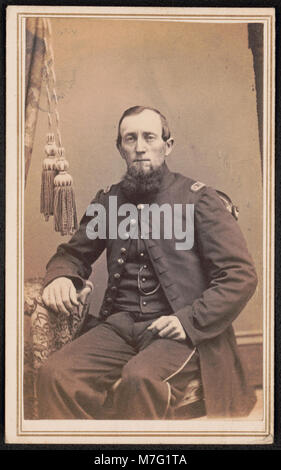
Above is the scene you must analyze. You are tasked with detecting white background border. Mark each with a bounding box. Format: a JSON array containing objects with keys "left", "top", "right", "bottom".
[{"left": 5, "top": 5, "right": 275, "bottom": 444}]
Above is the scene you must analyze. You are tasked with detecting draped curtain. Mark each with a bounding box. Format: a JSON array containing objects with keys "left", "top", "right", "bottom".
[
  {"left": 248, "top": 24, "right": 264, "bottom": 168},
  {"left": 25, "top": 18, "right": 45, "bottom": 186}
]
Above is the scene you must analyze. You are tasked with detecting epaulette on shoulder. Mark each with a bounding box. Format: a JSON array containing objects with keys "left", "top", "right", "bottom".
[
  {"left": 190, "top": 181, "right": 239, "bottom": 220},
  {"left": 190, "top": 181, "right": 206, "bottom": 192},
  {"left": 216, "top": 189, "right": 239, "bottom": 220},
  {"left": 103, "top": 185, "right": 112, "bottom": 194}
]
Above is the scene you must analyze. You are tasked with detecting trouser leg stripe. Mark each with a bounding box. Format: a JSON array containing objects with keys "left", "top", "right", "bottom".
[
  {"left": 164, "top": 382, "right": 171, "bottom": 418},
  {"left": 163, "top": 348, "right": 196, "bottom": 383}
]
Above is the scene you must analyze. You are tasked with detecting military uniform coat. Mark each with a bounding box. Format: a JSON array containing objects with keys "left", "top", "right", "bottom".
[{"left": 44, "top": 166, "right": 258, "bottom": 417}]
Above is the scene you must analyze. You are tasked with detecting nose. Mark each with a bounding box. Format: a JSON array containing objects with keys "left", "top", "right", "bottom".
[{"left": 136, "top": 136, "right": 146, "bottom": 153}]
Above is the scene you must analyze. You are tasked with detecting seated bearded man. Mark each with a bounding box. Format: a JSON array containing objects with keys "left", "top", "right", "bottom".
[{"left": 38, "top": 106, "right": 258, "bottom": 419}]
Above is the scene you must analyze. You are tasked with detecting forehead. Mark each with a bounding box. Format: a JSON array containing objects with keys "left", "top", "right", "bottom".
[{"left": 120, "top": 110, "right": 162, "bottom": 136}]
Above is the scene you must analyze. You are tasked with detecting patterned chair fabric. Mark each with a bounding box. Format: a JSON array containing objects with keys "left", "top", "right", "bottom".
[
  {"left": 24, "top": 277, "right": 92, "bottom": 419},
  {"left": 24, "top": 278, "right": 205, "bottom": 419}
]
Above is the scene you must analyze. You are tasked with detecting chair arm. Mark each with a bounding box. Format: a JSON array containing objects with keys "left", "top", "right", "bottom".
[
  {"left": 24, "top": 277, "right": 93, "bottom": 419},
  {"left": 25, "top": 278, "right": 93, "bottom": 370}
]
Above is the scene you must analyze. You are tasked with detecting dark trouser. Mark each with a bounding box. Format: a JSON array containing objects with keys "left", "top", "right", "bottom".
[{"left": 37, "top": 312, "right": 200, "bottom": 419}]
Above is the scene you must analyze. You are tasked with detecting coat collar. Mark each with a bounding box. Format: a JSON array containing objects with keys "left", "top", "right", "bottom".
[{"left": 157, "top": 162, "right": 176, "bottom": 193}]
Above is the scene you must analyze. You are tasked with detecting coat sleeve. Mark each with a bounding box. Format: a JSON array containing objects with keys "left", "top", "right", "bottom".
[
  {"left": 43, "top": 189, "right": 107, "bottom": 290},
  {"left": 174, "top": 187, "right": 258, "bottom": 346}
]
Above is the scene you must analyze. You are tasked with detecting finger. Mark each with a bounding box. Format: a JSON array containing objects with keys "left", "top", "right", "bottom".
[
  {"left": 157, "top": 324, "right": 176, "bottom": 337},
  {"left": 54, "top": 287, "right": 70, "bottom": 316},
  {"left": 60, "top": 283, "right": 75, "bottom": 313},
  {"left": 170, "top": 329, "right": 187, "bottom": 341},
  {"left": 147, "top": 317, "right": 170, "bottom": 332},
  {"left": 48, "top": 289, "right": 59, "bottom": 314},
  {"left": 165, "top": 330, "right": 181, "bottom": 339},
  {"left": 172, "top": 334, "right": 186, "bottom": 342},
  {"left": 77, "top": 286, "right": 91, "bottom": 305},
  {"left": 42, "top": 288, "right": 50, "bottom": 307},
  {"left": 147, "top": 321, "right": 163, "bottom": 334},
  {"left": 147, "top": 317, "right": 161, "bottom": 329},
  {"left": 69, "top": 284, "right": 79, "bottom": 306},
  {"left": 147, "top": 322, "right": 156, "bottom": 331},
  {"left": 155, "top": 318, "right": 174, "bottom": 333}
]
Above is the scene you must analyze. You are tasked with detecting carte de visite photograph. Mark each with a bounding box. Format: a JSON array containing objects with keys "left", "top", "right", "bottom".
[{"left": 5, "top": 6, "right": 275, "bottom": 444}]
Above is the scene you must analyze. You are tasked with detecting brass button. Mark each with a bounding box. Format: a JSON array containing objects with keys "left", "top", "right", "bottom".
[
  {"left": 140, "top": 252, "right": 144, "bottom": 257},
  {"left": 118, "top": 258, "right": 124, "bottom": 265},
  {"left": 143, "top": 265, "right": 148, "bottom": 269},
  {"left": 137, "top": 204, "right": 144, "bottom": 210},
  {"left": 106, "top": 297, "right": 112, "bottom": 303},
  {"left": 103, "top": 310, "right": 109, "bottom": 315},
  {"left": 142, "top": 301, "right": 147, "bottom": 306},
  {"left": 120, "top": 247, "right": 127, "bottom": 253},
  {"left": 111, "top": 286, "right": 117, "bottom": 292},
  {"left": 114, "top": 273, "right": 120, "bottom": 279},
  {"left": 142, "top": 277, "right": 146, "bottom": 282}
]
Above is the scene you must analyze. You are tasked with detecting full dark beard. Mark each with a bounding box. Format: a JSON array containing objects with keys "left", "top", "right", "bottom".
[{"left": 120, "top": 163, "right": 166, "bottom": 204}]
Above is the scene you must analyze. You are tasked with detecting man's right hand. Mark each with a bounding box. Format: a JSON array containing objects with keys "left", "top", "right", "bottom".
[{"left": 42, "top": 277, "right": 79, "bottom": 316}]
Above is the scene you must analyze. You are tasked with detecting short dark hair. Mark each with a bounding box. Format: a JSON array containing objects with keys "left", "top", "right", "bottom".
[{"left": 116, "top": 106, "right": 171, "bottom": 148}]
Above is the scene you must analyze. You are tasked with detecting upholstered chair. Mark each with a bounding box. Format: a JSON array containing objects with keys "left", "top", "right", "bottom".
[{"left": 24, "top": 278, "right": 205, "bottom": 420}]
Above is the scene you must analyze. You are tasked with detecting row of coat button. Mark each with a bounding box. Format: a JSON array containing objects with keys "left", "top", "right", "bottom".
[
  {"left": 102, "top": 245, "right": 129, "bottom": 316},
  {"left": 121, "top": 204, "right": 144, "bottom": 239}
]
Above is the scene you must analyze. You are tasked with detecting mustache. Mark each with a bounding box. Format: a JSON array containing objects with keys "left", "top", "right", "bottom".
[{"left": 133, "top": 158, "right": 150, "bottom": 161}]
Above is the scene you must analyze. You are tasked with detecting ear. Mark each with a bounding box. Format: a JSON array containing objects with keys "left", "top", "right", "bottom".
[
  {"left": 164, "top": 137, "right": 174, "bottom": 157},
  {"left": 117, "top": 142, "right": 126, "bottom": 160}
]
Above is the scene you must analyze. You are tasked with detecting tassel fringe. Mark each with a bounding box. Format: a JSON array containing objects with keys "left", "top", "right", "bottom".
[
  {"left": 53, "top": 185, "right": 78, "bottom": 236},
  {"left": 40, "top": 169, "right": 56, "bottom": 220}
]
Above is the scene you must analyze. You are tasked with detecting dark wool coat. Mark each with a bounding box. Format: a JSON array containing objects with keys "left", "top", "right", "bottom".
[{"left": 44, "top": 166, "right": 258, "bottom": 418}]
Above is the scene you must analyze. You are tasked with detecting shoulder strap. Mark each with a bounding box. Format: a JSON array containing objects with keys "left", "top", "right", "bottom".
[{"left": 190, "top": 181, "right": 206, "bottom": 192}]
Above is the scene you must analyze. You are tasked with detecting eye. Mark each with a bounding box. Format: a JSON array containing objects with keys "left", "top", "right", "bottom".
[
  {"left": 146, "top": 134, "right": 156, "bottom": 141},
  {"left": 124, "top": 135, "right": 135, "bottom": 143}
]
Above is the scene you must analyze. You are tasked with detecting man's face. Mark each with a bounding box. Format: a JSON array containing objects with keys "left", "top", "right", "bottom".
[{"left": 118, "top": 110, "right": 173, "bottom": 174}]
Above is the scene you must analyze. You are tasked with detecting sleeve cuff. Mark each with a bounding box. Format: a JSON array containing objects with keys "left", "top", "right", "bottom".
[
  {"left": 174, "top": 306, "right": 200, "bottom": 347},
  {"left": 43, "top": 268, "right": 85, "bottom": 290}
]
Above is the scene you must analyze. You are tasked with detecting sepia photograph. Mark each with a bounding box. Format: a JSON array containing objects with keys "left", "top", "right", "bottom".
[{"left": 5, "top": 6, "right": 275, "bottom": 444}]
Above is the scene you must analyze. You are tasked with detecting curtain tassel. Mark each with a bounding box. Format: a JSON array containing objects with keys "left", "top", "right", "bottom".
[
  {"left": 40, "top": 133, "right": 57, "bottom": 221},
  {"left": 53, "top": 147, "right": 78, "bottom": 236}
]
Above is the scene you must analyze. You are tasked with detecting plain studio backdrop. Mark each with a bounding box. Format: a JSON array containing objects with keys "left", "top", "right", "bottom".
[{"left": 24, "top": 18, "right": 263, "bottom": 340}]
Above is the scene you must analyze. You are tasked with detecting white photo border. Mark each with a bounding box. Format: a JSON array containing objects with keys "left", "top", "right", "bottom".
[{"left": 5, "top": 5, "right": 275, "bottom": 444}]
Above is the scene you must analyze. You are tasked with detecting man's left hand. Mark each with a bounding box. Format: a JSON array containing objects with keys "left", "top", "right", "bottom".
[{"left": 147, "top": 315, "right": 187, "bottom": 342}]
